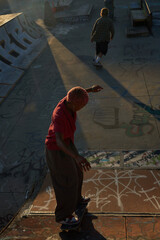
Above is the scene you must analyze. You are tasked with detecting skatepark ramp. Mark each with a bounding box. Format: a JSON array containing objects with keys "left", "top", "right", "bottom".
[
  {"left": 0, "top": 13, "right": 46, "bottom": 104},
  {"left": 0, "top": 61, "right": 24, "bottom": 100}
]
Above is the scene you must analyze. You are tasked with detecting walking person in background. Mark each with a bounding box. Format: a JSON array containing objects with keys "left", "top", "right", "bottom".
[
  {"left": 45, "top": 85, "right": 103, "bottom": 226},
  {"left": 91, "top": 7, "right": 115, "bottom": 68}
]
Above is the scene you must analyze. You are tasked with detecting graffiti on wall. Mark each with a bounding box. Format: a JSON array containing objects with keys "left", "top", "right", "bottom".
[{"left": 80, "top": 150, "right": 160, "bottom": 168}]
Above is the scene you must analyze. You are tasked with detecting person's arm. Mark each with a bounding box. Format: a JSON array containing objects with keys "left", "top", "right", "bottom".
[
  {"left": 85, "top": 85, "right": 103, "bottom": 93},
  {"left": 110, "top": 22, "right": 115, "bottom": 40},
  {"left": 91, "top": 21, "right": 97, "bottom": 36},
  {"left": 55, "top": 132, "right": 91, "bottom": 171},
  {"left": 91, "top": 21, "right": 97, "bottom": 42}
]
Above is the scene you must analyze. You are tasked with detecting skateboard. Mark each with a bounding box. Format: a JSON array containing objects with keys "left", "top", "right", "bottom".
[
  {"left": 60, "top": 202, "right": 88, "bottom": 232},
  {"left": 92, "top": 62, "right": 103, "bottom": 69}
]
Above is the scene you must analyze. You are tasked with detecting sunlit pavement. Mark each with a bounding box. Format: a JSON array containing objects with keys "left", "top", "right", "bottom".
[{"left": 0, "top": 0, "right": 160, "bottom": 239}]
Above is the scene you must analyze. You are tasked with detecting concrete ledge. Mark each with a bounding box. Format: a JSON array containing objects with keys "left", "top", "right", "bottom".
[
  {"left": 0, "top": 13, "right": 22, "bottom": 27},
  {"left": 131, "top": 9, "right": 147, "bottom": 22},
  {"left": 54, "top": 4, "right": 93, "bottom": 23}
]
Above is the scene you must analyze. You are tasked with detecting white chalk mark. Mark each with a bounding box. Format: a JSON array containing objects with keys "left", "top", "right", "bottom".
[{"left": 84, "top": 170, "right": 160, "bottom": 212}]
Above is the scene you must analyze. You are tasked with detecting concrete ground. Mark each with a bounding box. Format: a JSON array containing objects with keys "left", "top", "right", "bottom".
[
  {"left": 1, "top": 214, "right": 160, "bottom": 239},
  {"left": 0, "top": 0, "right": 160, "bottom": 238},
  {"left": 30, "top": 170, "right": 160, "bottom": 215}
]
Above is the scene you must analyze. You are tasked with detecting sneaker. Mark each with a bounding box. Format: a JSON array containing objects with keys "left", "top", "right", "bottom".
[
  {"left": 58, "top": 215, "right": 80, "bottom": 225},
  {"left": 75, "top": 197, "right": 90, "bottom": 215},
  {"left": 93, "top": 61, "right": 102, "bottom": 67},
  {"left": 80, "top": 196, "right": 90, "bottom": 205}
]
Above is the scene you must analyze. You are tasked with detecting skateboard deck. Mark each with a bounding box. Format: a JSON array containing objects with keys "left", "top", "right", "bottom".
[
  {"left": 60, "top": 203, "right": 88, "bottom": 232},
  {"left": 96, "top": 65, "right": 103, "bottom": 69},
  {"left": 92, "top": 62, "right": 103, "bottom": 69}
]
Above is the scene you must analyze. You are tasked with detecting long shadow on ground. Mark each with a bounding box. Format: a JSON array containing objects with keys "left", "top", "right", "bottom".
[{"left": 59, "top": 215, "right": 106, "bottom": 240}]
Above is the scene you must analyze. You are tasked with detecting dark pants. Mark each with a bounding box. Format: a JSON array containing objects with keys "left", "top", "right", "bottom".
[
  {"left": 96, "top": 41, "right": 109, "bottom": 55},
  {"left": 45, "top": 144, "right": 83, "bottom": 222}
]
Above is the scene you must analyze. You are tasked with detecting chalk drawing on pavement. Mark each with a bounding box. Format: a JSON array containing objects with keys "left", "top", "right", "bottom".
[
  {"left": 30, "top": 170, "right": 160, "bottom": 214},
  {"left": 84, "top": 170, "right": 160, "bottom": 212},
  {"left": 121, "top": 104, "right": 155, "bottom": 137},
  {"left": 93, "top": 107, "right": 120, "bottom": 129},
  {"left": 32, "top": 186, "right": 56, "bottom": 211},
  {"left": 93, "top": 104, "right": 155, "bottom": 137}
]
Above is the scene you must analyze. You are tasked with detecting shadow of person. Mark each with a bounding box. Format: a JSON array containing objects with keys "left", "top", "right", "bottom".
[
  {"left": 77, "top": 54, "right": 160, "bottom": 122},
  {"left": 59, "top": 215, "right": 106, "bottom": 240}
]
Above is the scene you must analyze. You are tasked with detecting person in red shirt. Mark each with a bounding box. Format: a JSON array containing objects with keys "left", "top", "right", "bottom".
[{"left": 45, "top": 85, "right": 103, "bottom": 225}]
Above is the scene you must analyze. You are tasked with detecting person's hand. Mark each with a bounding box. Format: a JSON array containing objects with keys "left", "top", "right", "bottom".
[
  {"left": 91, "top": 85, "right": 103, "bottom": 92},
  {"left": 75, "top": 155, "right": 91, "bottom": 172}
]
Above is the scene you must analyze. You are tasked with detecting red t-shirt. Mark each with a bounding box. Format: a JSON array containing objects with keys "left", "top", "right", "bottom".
[{"left": 45, "top": 97, "right": 77, "bottom": 150}]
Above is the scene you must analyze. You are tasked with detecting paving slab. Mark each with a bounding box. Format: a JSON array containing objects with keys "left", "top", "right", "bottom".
[
  {"left": 2, "top": 214, "right": 160, "bottom": 239},
  {"left": 30, "top": 169, "right": 160, "bottom": 215},
  {"left": 84, "top": 169, "right": 160, "bottom": 214},
  {"left": 0, "top": 215, "right": 126, "bottom": 240},
  {"left": 126, "top": 217, "right": 160, "bottom": 239}
]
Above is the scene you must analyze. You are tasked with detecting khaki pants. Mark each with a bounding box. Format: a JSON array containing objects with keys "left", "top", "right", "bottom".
[{"left": 45, "top": 144, "right": 83, "bottom": 222}]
